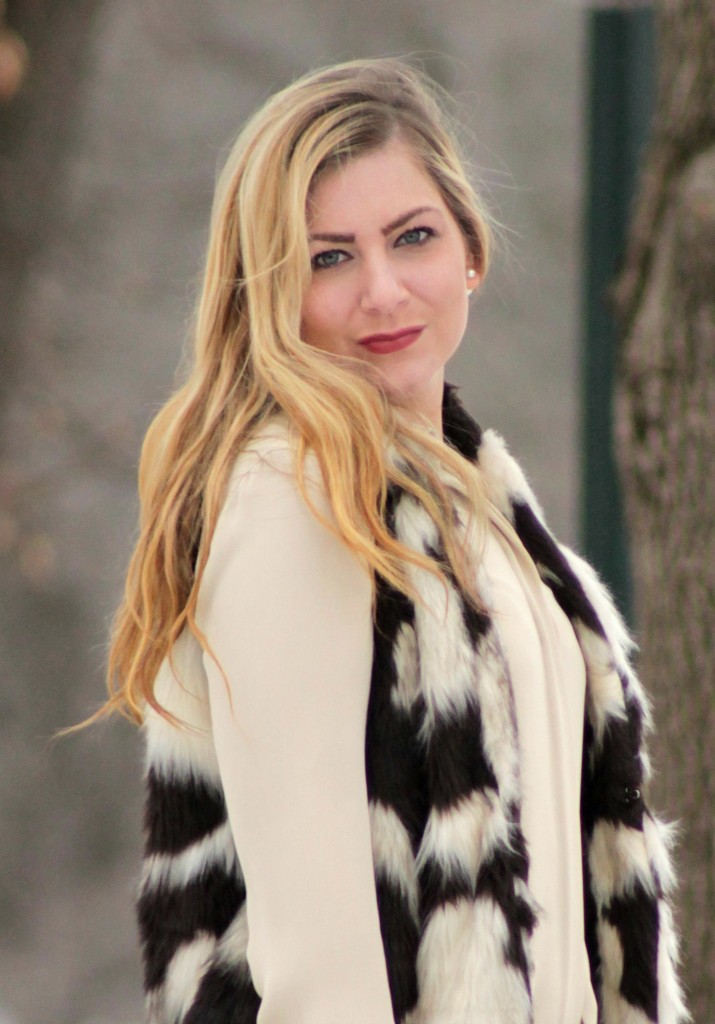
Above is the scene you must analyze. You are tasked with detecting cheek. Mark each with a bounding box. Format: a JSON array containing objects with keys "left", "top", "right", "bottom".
[
  {"left": 420, "top": 256, "right": 468, "bottom": 323},
  {"left": 422, "top": 256, "right": 470, "bottom": 357},
  {"left": 419, "top": 239, "right": 467, "bottom": 296},
  {"left": 300, "top": 288, "right": 328, "bottom": 344},
  {"left": 300, "top": 281, "right": 346, "bottom": 348}
]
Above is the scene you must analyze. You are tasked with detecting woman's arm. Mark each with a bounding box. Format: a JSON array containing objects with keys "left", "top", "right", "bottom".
[{"left": 196, "top": 442, "right": 395, "bottom": 1024}]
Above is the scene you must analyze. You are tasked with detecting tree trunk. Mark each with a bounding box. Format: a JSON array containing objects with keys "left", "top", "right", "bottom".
[{"left": 614, "top": 2, "right": 715, "bottom": 1018}]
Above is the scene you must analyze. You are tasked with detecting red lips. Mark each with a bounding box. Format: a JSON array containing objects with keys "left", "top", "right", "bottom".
[{"left": 357, "top": 325, "right": 424, "bottom": 354}]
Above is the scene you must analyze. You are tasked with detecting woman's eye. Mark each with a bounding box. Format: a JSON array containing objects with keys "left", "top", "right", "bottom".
[
  {"left": 396, "top": 226, "right": 434, "bottom": 247},
  {"left": 311, "top": 249, "right": 349, "bottom": 270}
]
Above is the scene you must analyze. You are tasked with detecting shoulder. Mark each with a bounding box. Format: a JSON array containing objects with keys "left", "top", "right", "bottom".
[
  {"left": 204, "top": 414, "right": 353, "bottom": 581},
  {"left": 224, "top": 413, "right": 325, "bottom": 507},
  {"left": 198, "top": 411, "right": 372, "bottom": 634},
  {"left": 229, "top": 413, "right": 296, "bottom": 484}
]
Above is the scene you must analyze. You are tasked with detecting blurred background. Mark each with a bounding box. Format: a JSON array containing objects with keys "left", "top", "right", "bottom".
[{"left": 1, "top": 1, "right": 712, "bottom": 1022}]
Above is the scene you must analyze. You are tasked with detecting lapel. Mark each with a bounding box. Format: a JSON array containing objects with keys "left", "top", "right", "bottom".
[{"left": 442, "top": 383, "right": 634, "bottom": 749}]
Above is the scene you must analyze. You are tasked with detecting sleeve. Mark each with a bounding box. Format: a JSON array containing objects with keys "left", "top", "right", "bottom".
[{"left": 195, "top": 445, "right": 396, "bottom": 1024}]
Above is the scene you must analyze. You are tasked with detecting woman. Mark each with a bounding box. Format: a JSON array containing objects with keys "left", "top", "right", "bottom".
[{"left": 106, "top": 59, "right": 688, "bottom": 1024}]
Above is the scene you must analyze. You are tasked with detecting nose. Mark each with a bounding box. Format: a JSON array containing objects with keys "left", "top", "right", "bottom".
[{"left": 358, "top": 256, "right": 409, "bottom": 316}]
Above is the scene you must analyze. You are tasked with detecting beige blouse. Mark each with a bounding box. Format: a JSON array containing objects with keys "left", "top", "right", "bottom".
[
  {"left": 197, "top": 430, "right": 598, "bottom": 1024},
  {"left": 483, "top": 505, "right": 598, "bottom": 1024}
]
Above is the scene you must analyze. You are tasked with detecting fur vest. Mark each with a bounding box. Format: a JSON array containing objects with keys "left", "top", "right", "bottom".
[{"left": 137, "top": 387, "right": 688, "bottom": 1024}]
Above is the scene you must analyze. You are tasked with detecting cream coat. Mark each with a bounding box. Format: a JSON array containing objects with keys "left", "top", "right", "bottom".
[{"left": 137, "top": 387, "right": 688, "bottom": 1024}]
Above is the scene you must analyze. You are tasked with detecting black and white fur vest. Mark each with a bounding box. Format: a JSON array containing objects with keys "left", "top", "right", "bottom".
[{"left": 137, "top": 387, "right": 688, "bottom": 1024}]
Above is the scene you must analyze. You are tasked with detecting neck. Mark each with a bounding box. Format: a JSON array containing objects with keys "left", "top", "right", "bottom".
[{"left": 394, "top": 374, "right": 445, "bottom": 433}]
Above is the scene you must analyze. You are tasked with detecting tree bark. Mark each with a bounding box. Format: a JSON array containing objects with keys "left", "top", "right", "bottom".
[{"left": 614, "top": 2, "right": 715, "bottom": 1018}]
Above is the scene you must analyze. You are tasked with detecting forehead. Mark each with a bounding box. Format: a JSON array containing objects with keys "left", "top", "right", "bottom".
[{"left": 306, "top": 137, "right": 446, "bottom": 229}]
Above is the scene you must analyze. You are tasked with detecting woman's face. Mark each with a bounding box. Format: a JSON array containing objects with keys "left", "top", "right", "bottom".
[{"left": 301, "top": 136, "right": 480, "bottom": 427}]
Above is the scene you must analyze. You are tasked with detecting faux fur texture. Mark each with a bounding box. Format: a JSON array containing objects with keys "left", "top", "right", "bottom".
[{"left": 137, "top": 386, "right": 689, "bottom": 1024}]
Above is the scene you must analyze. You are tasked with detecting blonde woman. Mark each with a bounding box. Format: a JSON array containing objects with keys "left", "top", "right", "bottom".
[{"left": 106, "top": 59, "right": 688, "bottom": 1024}]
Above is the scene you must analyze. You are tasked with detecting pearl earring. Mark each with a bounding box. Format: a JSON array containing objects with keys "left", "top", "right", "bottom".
[{"left": 466, "top": 267, "right": 477, "bottom": 295}]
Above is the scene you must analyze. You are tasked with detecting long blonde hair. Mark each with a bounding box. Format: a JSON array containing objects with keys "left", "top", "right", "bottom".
[{"left": 103, "top": 57, "right": 493, "bottom": 725}]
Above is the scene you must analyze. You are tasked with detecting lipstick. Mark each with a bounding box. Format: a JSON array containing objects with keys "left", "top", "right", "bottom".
[{"left": 358, "top": 326, "right": 424, "bottom": 354}]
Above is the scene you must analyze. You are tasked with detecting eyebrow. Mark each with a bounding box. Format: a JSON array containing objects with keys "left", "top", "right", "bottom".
[{"left": 308, "top": 205, "right": 440, "bottom": 244}]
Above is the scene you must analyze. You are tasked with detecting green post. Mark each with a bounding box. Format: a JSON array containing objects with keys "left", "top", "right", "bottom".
[{"left": 581, "top": 6, "right": 655, "bottom": 620}]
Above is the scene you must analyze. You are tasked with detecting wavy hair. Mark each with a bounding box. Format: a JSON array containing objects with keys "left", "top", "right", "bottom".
[{"left": 101, "top": 57, "right": 493, "bottom": 725}]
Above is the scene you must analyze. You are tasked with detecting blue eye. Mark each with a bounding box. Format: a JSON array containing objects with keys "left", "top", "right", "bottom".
[
  {"left": 311, "top": 249, "right": 349, "bottom": 270},
  {"left": 396, "top": 226, "right": 434, "bottom": 247}
]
